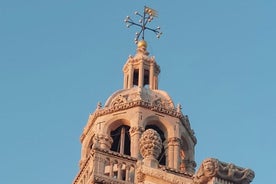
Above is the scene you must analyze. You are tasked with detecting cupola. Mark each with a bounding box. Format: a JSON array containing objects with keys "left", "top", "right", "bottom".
[{"left": 123, "top": 40, "right": 160, "bottom": 90}]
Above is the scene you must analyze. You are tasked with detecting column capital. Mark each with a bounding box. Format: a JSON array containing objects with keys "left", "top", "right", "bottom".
[
  {"left": 129, "top": 126, "right": 145, "bottom": 136},
  {"left": 167, "top": 137, "right": 181, "bottom": 146}
]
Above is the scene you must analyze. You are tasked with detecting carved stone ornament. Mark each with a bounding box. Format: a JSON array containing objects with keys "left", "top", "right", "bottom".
[
  {"left": 111, "top": 95, "right": 127, "bottom": 107},
  {"left": 193, "top": 158, "right": 219, "bottom": 184},
  {"left": 139, "top": 129, "right": 162, "bottom": 159},
  {"left": 129, "top": 126, "right": 145, "bottom": 136},
  {"left": 193, "top": 158, "right": 255, "bottom": 184}
]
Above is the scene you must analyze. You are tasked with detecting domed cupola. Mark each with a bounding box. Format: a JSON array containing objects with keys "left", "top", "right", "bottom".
[{"left": 123, "top": 40, "right": 160, "bottom": 90}]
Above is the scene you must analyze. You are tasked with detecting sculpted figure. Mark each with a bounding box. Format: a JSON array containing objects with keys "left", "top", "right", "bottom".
[{"left": 193, "top": 158, "right": 218, "bottom": 184}]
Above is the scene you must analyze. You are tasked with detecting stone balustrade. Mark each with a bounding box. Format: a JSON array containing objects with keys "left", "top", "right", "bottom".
[{"left": 73, "top": 148, "right": 137, "bottom": 184}]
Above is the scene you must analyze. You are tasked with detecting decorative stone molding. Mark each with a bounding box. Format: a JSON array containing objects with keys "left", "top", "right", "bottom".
[
  {"left": 111, "top": 95, "right": 128, "bottom": 107},
  {"left": 140, "top": 129, "right": 162, "bottom": 160},
  {"left": 168, "top": 137, "right": 181, "bottom": 146},
  {"left": 137, "top": 163, "right": 192, "bottom": 184},
  {"left": 81, "top": 98, "right": 197, "bottom": 144},
  {"left": 193, "top": 158, "right": 218, "bottom": 184},
  {"left": 193, "top": 158, "right": 255, "bottom": 184},
  {"left": 136, "top": 166, "right": 145, "bottom": 184},
  {"left": 129, "top": 126, "right": 145, "bottom": 136},
  {"left": 94, "top": 174, "right": 133, "bottom": 184}
]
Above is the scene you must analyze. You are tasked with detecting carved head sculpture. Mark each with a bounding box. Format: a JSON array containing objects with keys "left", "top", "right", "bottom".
[
  {"left": 202, "top": 159, "right": 218, "bottom": 177},
  {"left": 193, "top": 158, "right": 219, "bottom": 184}
]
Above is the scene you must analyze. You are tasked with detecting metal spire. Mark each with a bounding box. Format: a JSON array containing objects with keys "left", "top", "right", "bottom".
[{"left": 124, "top": 6, "right": 162, "bottom": 44}]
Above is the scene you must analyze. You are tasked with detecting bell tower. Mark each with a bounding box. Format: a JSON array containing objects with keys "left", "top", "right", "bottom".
[{"left": 72, "top": 6, "right": 255, "bottom": 184}]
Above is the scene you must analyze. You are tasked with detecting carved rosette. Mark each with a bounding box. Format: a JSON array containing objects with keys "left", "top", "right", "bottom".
[{"left": 139, "top": 129, "right": 162, "bottom": 160}]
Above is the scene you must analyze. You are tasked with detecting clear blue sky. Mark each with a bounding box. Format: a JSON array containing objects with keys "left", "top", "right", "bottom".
[{"left": 0, "top": 1, "right": 275, "bottom": 183}]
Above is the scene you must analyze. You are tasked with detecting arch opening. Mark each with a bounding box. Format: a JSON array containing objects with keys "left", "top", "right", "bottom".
[{"left": 110, "top": 125, "right": 131, "bottom": 156}]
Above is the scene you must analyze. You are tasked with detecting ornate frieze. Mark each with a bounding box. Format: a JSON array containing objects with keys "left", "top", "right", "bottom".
[{"left": 193, "top": 158, "right": 255, "bottom": 184}]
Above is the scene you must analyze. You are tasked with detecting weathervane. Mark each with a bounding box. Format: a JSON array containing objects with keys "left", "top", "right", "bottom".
[{"left": 124, "top": 6, "right": 162, "bottom": 44}]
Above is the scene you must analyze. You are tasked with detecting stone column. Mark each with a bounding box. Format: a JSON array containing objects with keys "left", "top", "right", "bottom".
[
  {"left": 149, "top": 62, "right": 154, "bottom": 89},
  {"left": 128, "top": 64, "right": 133, "bottom": 88},
  {"left": 109, "top": 160, "right": 114, "bottom": 178},
  {"left": 173, "top": 138, "right": 181, "bottom": 170},
  {"left": 138, "top": 62, "right": 144, "bottom": 87},
  {"left": 117, "top": 163, "right": 123, "bottom": 180},
  {"left": 125, "top": 165, "right": 130, "bottom": 182},
  {"left": 167, "top": 139, "right": 174, "bottom": 168},
  {"left": 129, "top": 126, "right": 144, "bottom": 158},
  {"left": 166, "top": 137, "right": 181, "bottom": 169},
  {"left": 124, "top": 72, "right": 128, "bottom": 89}
]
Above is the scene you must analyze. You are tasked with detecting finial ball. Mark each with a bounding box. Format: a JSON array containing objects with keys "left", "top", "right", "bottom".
[{"left": 137, "top": 40, "right": 147, "bottom": 48}]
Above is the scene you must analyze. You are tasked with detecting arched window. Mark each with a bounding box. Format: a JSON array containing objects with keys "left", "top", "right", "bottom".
[
  {"left": 145, "top": 125, "right": 166, "bottom": 165},
  {"left": 110, "top": 125, "right": 131, "bottom": 155}
]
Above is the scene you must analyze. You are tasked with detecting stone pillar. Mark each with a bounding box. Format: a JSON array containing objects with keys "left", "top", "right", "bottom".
[
  {"left": 129, "top": 126, "right": 144, "bottom": 158},
  {"left": 117, "top": 163, "right": 123, "bottom": 180},
  {"left": 167, "top": 139, "right": 174, "bottom": 168},
  {"left": 125, "top": 165, "right": 130, "bottom": 182},
  {"left": 149, "top": 62, "right": 154, "bottom": 89},
  {"left": 92, "top": 152, "right": 105, "bottom": 175},
  {"left": 138, "top": 62, "right": 144, "bottom": 87},
  {"left": 124, "top": 72, "right": 128, "bottom": 89},
  {"left": 173, "top": 138, "right": 181, "bottom": 170},
  {"left": 166, "top": 137, "right": 181, "bottom": 170},
  {"left": 109, "top": 160, "right": 114, "bottom": 178},
  {"left": 128, "top": 64, "right": 133, "bottom": 88}
]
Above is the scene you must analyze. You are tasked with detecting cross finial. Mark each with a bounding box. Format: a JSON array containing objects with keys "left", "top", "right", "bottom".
[{"left": 124, "top": 6, "right": 162, "bottom": 44}]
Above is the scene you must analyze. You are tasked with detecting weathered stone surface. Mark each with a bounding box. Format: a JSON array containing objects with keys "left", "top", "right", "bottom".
[{"left": 193, "top": 158, "right": 255, "bottom": 184}]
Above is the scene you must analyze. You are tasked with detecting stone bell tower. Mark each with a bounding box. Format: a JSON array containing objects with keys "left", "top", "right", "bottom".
[{"left": 72, "top": 6, "right": 254, "bottom": 184}]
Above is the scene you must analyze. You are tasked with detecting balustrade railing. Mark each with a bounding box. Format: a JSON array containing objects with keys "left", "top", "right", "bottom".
[{"left": 73, "top": 148, "right": 137, "bottom": 184}]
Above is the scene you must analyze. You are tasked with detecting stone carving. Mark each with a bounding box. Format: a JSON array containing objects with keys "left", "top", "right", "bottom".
[
  {"left": 193, "top": 158, "right": 255, "bottom": 184},
  {"left": 92, "top": 134, "right": 113, "bottom": 150},
  {"left": 136, "top": 163, "right": 192, "bottom": 184},
  {"left": 111, "top": 95, "right": 127, "bottom": 107},
  {"left": 218, "top": 162, "right": 255, "bottom": 184},
  {"left": 129, "top": 126, "right": 145, "bottom": 136},
  {"left": 136, "top": 166, "right": 145, "bottom": 184},
  {"left": 139, "top": 129, "right": 162, "bottom": 160},
  {"left": 168, "top": 137, "right": 181, "bottom": 146},
  {"left": 193, "top": 158, "right": 219, "bottom": 184}
]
